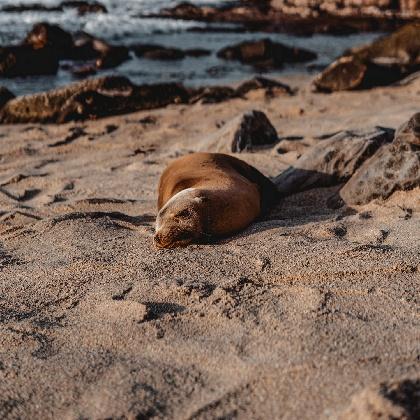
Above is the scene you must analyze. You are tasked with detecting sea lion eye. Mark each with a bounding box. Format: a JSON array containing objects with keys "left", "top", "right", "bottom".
[{"left": 177, "top": 209, "right": 191, "bottom": 218}]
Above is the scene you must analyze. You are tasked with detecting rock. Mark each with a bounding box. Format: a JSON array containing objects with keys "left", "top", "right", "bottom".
[
  {"left": 133, "top": 44, "right": 186, "bottom": 60},
  {"left": 150, "top": 1, "right": 412, "bottom": 35},
  {"left": 0, "top": 77, "right": 135, "bottom": 124},
  {"left": 2, "top": 3, "right": 62, "bottom": 12},
  {"left": 58, "top": 82, "right": 189, "bottom": 123},
  {"left": 0, "top": 46, "right": 59, "bottom": 77},
  {"left": 217, "top": 38, "right": 317, "bottom": 69},
  {"left": 61, "top": 1, "right": 107, "bottom": 15},
  {"left": 274, "top": 127, "right": 394, "bottom": 195},
  {"left": 24, "top": 23, "right": 74, "bottom": 56},
  {"left": 236, "top": 76, "right": 293, "bottom": 96},
  {"left": 232, "top": 110, "right": 278, "bottom": 152},
  {"left": 132, "top": 44, "right": 210, "bottom": 61},
  {"left": 70, "top": 32, "right": 130, "bottom": 68},
  {"left": 95, "top": 45, "right": 130, "bottom": 69},
  {"left": 340, "top": 114, "right": 420, "bottom": 205},
  {"left": 71, "top": 64, "right": 98, "bottom": 78},
  {"left": 0, "top": 76, "right": 191, "bottom": 124},
  {"left": 189, "top": 86, "right": 239, "bottom": 104},
  {"left": 313, "top": 56, "right": 368, "bottom": 92},
  {"left": 0, "top": 87, "right": 15, "bottom": 109},
  {"left": 339, "top": 377, "right": 420, "bottom": 420},
  {"left": 1, "top": 1, "right": 107, "bottom": 14},
  {"left": 314, "top": 23, "right": 420, "bottom": 92},
  {"left": 198, "top": 110, "right": 278, "bottom": 153}
]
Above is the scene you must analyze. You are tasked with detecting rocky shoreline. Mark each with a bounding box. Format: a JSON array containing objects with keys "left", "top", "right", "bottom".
[
  {"left": 0, "top": 2, "right": 419, "bottom": 419},
  {"left": 145, "top": 0, "right": 420, "bottom": 35}
]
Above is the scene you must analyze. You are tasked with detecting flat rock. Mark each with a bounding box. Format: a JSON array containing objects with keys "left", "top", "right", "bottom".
[
  {"left": 217, "top": 38, "right": 317, "bottom": 70},
  {"left": 340, "top": 114, "right": 420, "bottom": 205},
  {"left": 0, "top": 77, "right": 135, "bottom": 124},
  {"left": 274, "top": 127, "right": 394, "bottom": 195},
  {"left": 0, "top": 76, "right": 192, "bottom": 124},
  {"left": 198, "top": 110, "right": 278, "bottom": 153}
]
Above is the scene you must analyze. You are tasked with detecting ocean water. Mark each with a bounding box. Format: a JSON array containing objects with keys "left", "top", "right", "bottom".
[{"left": 0, "top": 0, "right": 382, "bottom": 95}]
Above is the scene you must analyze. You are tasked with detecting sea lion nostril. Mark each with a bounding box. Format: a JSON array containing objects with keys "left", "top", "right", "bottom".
[{"left": 154, "top": 233, "right": 163, "bottom": 244}]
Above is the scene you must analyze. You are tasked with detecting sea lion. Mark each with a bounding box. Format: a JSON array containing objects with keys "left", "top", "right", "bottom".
[{"left": 154, "top": 152, "right": 279, "bottom": 249}]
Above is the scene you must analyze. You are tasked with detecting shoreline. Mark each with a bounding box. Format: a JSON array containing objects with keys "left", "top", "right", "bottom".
[{"left": 0, "top": 72, "right": 418, "bottom": 418}]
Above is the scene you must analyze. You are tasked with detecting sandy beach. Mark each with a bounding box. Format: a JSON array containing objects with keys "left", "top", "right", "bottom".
[{"left": 0, "top": 71, "right": 418, "bottom": 418}]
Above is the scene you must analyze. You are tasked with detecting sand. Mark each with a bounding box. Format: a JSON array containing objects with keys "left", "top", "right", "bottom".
[{"left": 0, "top": 74, "right": 419, "bottom": 419}]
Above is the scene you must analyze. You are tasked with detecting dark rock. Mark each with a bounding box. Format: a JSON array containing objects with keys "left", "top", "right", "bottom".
[
  {"left": 71, "top": 33, "right": 130, "bottom": 68},
  {"left": 0, "top": 76, "right": 191, "bottom": 124},
  {"left": 58, "top": 82, "right": 190, "bottom": 123},
  {"left": 24, "top": 23, "right": 74, "bottom": 56},
  {"left": 95, "top": 45, "right": 130, "bottom": 69},
  {"left": 189, "top": 86, "right": 239, "bottom": 104},
  {"left": 132, "top": 44, "right": 211, "bottom": 61},
  {"left": 0, "top": 87, "right": 15, "bottom": 109},
  {"left": 0, "top": 46, "right": 59, "bottom": 77},
  {"left": 236, "top": 76, "right": 293, "bottom": 96},
  {"left": 217, "top": 38, "right": 317, "bottom": 69},
  {"left": 314, "top": 23, "right": 420, "bottom": 92},
  {"left": 2, "top": 3, "right": 62, "bottom": 12},
  {"left": 197, "top": 110, "right": 278, "bottom": 153},
  {"left": 0, "top": 77, "right": 135, "bottom": 123},
  {"left": 150, "top": 1, "right": 414, "bottom": 36},
  {"left": 340, "top": 114, "right": 420, "bottom": 204},
  {"left": 133, "top": 44, "right": 186, "bottom": 60},
  {"left": 61, "top": 1, "right": 108, "bottom": 15},
  {"left": 1, "top": 1, "right": 107, "bottom": 14},
  {"left": 231, "top": 110, "right": 278, "bottom": 152},
  {"left": 71, "top": 64, "right": 98, "bottom": 78},
  {"left": 274, "top": 127, "right": 395, "bottom": 195}
]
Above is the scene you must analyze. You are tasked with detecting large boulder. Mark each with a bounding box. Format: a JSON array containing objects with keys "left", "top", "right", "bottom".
[
  {"left": 274, "top": 127, "right": 394, "bottom": 195},
  {"left": 340, "top": 113, "right": 420, "bottom": 205},
  {"left": 218, "top": 38, "right": 317, "bottom": 69},
  {"left": 197, "top": 110, "right": 278, "bottom": 153},
  {"left": 314, "top": 23, "right": 420, "bottom": 92}
]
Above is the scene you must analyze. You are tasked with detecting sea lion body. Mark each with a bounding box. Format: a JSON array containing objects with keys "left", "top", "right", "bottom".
[{"left": 154, "top": 152, "right": 278, "bottom": 248}]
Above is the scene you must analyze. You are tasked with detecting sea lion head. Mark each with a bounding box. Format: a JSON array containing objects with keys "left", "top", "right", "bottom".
[{"left": 154, "top": 188, "right": 208, "bottom": 249}]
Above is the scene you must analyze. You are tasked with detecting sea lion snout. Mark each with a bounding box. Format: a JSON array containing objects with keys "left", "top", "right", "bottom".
[{"left": 154, "top": 226, "right": 198, "bottom": 249}]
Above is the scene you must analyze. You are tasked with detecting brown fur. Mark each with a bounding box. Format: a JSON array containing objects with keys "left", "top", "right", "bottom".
[{"left": 155, "top": 152, "right": 278, "bottom": 248}]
